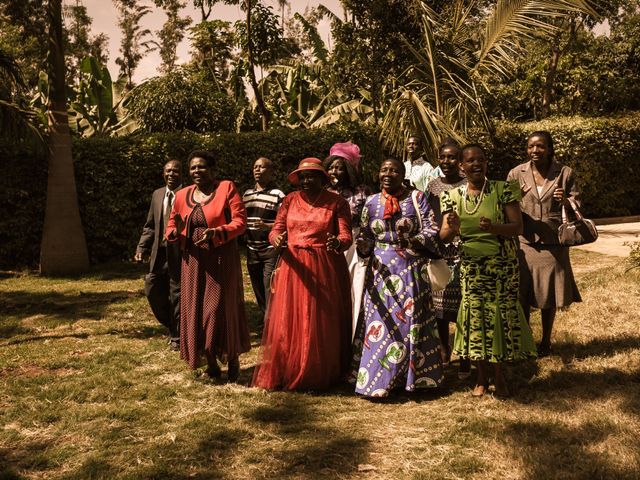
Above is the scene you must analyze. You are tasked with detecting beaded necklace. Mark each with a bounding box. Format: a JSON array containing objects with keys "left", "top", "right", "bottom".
[{"left": 462, "top": 178, "right": 487, "bottom": 215}]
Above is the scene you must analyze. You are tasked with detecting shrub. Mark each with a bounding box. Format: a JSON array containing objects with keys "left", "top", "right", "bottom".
[
  {"left": 124, "top": 69, "right": 239, "bottom": 133},
  {"left": 477, "top": 114, "right": 640, "bottom": 219},
  {"left": 0, "top": 124, "right": 382, "bottom": 267},
  {"left": 2, "top": 114, "right": 640, "bottom": 268}
]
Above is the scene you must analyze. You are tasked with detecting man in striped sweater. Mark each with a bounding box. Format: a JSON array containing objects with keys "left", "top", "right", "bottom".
[{"left": 242, "top": 157, "right": 285, "bottom": 318}]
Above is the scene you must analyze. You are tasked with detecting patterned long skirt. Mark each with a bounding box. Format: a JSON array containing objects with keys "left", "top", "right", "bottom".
[
  {"left": 351, "top": 252, "right": 443, "bottom": 397},
  {"left": 453, "top": 254, "right": 537, "bottom": 363}
]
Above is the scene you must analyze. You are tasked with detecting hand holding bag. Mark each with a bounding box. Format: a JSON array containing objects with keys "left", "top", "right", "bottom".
[
  {"left": 411, "top": 190, "right": 452, "bottom": 291},
  {"left": 558, "top": 200, "right": 598, "bottom": 246}
]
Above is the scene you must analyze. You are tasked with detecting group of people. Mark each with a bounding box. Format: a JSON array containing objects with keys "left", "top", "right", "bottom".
[{"left": 135, "top": 131, "right": 583, "bottom": 398}]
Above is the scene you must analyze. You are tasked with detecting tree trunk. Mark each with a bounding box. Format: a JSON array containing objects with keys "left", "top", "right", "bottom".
[
  {"left": 244, "top": 0, "right": 270, "bottom": 131},
  {"left": 541, "top": 31, "right": 562, "bottom": 119},
  {"left": 40, "top": 0, "right": 89, "bottom": 275}
]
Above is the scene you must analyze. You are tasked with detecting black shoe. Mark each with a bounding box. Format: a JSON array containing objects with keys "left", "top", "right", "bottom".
[
  {"left": 205, "top": 362, "right": 221, "bottom": 379},
  {"left": 537, "top": 342, "right": 552, "bottom": 358},
  {"left": 169, "top": 338, "right": 180, "bottom": 351},
  {"left": 227, "top": 358, "right": 240, "bottom": 383}
]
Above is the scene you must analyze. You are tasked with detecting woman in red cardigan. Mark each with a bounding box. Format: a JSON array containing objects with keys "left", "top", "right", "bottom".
[{"left": 166, "top": 150, "right": 250, "bottom": 381}]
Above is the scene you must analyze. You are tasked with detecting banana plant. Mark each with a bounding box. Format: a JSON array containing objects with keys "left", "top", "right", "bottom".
[
  {"left": 31, "top": 57, "right": 136, "bottom": 137},
  {"left": 69, "top": 56, "right": 136, "bottom": 137},
  {"left": 259, "top": 10, "right": 373, "bottom": 129}
]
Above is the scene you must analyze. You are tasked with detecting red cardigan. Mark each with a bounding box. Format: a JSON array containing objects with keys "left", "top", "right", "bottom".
[{"left": 166, "top": 181, "right": 247, "bottom": 249}]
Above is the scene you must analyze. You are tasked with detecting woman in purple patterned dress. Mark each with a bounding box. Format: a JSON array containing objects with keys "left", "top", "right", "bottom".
[{"left": 351, "top": 158, "right": 444, "bottom": 398}]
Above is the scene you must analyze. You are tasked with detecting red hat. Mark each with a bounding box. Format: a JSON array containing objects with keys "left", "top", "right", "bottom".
[{"left": 287, "top": 157, "right": 329, "bottom": 185}]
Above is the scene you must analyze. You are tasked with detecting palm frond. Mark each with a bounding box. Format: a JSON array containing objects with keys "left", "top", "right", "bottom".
[
  {"left": 0, "top": 49, "right": 25, "bottom": 89},
  {"left": 380, "top": 89, "right": 466, "bottom": 158},
  {"left": 311, "top": 99, "right": 373, "bottom": 128},
  {"left": 0, "top": 99, "right": 45, "bottom": 146},
  {"left": 316, "top": 4, "right": 343, "bottom": 26},
  {"left": 474, "top": 0, "right": 598, "bottom": 78}
]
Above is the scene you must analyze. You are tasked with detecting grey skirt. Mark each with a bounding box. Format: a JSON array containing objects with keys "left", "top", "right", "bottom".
[{"left": 518, "top": 242, "right": 582, "bottom": 309}]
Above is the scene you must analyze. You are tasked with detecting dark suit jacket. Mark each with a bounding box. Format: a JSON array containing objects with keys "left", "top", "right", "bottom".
[
  {"left": 507, "top": 160, "right": 580, "bottom": 245},
  {"left": 137, "top": 186, "right": 181, "bottom": 273}
]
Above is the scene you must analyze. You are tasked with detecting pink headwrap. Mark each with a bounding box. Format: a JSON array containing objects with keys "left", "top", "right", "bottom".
[{"left": 329, "top": 141, "right": 361, "bottom": 171}]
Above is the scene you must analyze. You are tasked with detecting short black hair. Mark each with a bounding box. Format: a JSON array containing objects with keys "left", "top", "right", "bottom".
[
  {"left": 164, "top": 159, "right": 182, "bottom": 168},
  {"left": 187, "top": 150, "right": 215, "bottom": 168},
  {"left": 438, "top": 138, "right": 462, "bottom": 158},
  {"left": 527, "top": 131, "right": 555, "bottom": 159},
  {"left": 381, "top": 157, "right": 406, "bottom": 176},
  {"left": 255, "top": 156, "right": 273, "bottom": 168},
  {"left": 461, "top": 143, "right": 486, "bottom": 157}
]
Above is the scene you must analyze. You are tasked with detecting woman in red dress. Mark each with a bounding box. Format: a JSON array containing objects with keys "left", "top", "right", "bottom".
[
  {"left": 166, "top": 150, "right": 250, "bottom": 381},
  {"left": 252, "top": 158, "right": 353, "bottom": 390}
]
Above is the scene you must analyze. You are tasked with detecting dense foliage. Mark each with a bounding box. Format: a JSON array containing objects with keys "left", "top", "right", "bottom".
[
  {"left": 485, "top": 10, "right": 640, "bottom": 120},
  {"left": 124, "top": 68, "right": 238, "bottom": 133},
  {"left": 0, "top": 124, "right": 382, "bottom": 267},
  {"left": 2, "top": 114, "right": 640, "bottom": 268}
]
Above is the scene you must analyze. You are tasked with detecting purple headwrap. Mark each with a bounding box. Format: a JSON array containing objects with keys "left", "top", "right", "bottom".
[{"left": 329, "top": 142, "right": 361, "bottom": 171}]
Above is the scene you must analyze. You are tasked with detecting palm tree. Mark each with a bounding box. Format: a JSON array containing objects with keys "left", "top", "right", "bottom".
[
  {"left": 40, "top": 0, "right": 90, "bottom": 275},
  {"left": 379, "top": 0, "right": 597, "bottom": 156},
  {"left": 276, "top": 0, "right": 289, "bottom": 28},
  {"left": 0, "top": 49, "right": 42, "bottom": 143}
]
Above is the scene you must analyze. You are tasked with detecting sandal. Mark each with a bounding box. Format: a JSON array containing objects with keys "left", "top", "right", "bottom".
[{"left": 471, "top": 383, "right": 488, "bottom": 397}]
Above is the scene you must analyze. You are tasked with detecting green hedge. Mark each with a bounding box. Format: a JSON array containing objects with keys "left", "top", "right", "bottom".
[
  {"left": 2, "top": 114, "right": 640, "bottom": 268},
  {"left": 480, "top": 114, "right": 640, "bottom": 218},
  {"left": 0, "top": 125, "right": 383, "bottom": 268}
]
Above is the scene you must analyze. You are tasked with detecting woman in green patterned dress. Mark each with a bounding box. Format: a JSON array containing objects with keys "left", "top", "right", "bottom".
[{"left": 439, "top": 144, "right": 537, "bottom": 397}]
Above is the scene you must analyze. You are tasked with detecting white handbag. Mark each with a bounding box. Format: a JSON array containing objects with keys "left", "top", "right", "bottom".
[{"left": 411, "top": 190, "right": 452, "bottom": 291}]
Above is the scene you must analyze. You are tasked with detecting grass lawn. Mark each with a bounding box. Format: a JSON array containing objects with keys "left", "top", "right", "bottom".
[{"left": 1, "top": 250, "right": 639, "bottom": 479}]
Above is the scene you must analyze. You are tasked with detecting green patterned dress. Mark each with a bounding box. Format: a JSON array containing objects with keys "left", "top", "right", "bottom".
[{"left": 440, "top": 180, "right": 537, "bottom": 363}]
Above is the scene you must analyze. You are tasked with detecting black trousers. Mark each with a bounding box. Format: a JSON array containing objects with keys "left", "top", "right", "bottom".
[
  {"left": 247, "top": 254, "right": 278, "bottom": 315},
  {"left": 144, "top": 245, "right": 181, "bottom": 338}
]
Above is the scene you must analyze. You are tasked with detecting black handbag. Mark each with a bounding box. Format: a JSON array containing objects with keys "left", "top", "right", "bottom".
[{"left": 558, "top": 201, "right": 598, "bottom": 246}]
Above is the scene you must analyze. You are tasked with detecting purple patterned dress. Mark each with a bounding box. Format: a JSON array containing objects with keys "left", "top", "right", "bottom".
[{"left": 351, "top": 190, "right": 444, "bottom": 397}]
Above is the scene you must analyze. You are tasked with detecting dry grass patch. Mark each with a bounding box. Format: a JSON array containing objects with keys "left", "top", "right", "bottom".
[{"left": 0, "top": 253, "right": 639, "bottom": 479}]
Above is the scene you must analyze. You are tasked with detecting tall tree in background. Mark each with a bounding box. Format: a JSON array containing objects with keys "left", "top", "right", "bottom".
[
  {"left": 379, "top": 0, "right": 598, "bottom": 156},
  {"left": 114, "top": 0, "right": 155, "bottom": 88},
  {"left": 276, "top": 0, "right": 289, "bottom": 28},
  {"left": 539, "top": 0, "right": 625, "bottom": 117},
  {"left": 154, "top": 0, "right": 192, "bottom": 73},
  {"left": 234, "top": 0, "right": 291, "bottom": 130},
  {"left": 192, "top": 0, "right": 214, "bottom": 21},
  {"left": 64, "top": 0, "right": 109, "bottom": 85},
  {"left": 40, "top": 0, "right": 89, "bottom": 275},
  {"left": 329, "top": 0, "right": 424, "bottom": 124},
  {"left": 0, "top": 0, "right": 49, "bottom": 88},
  {"left": 189, "top": 19, "right": 236, "bottom": 88}
]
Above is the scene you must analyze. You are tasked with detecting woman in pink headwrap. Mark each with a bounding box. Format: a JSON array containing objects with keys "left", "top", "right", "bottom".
[{"left": 323, "top": 142, "right": 372, "bottom": 338}]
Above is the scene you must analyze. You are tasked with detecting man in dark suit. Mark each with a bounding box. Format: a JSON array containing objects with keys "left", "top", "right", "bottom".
[{"left": 135, "top": 160, "right": 182, "bottom": 350}]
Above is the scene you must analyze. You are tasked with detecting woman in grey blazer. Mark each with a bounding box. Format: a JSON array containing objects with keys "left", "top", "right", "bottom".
[{"left": 507, "top": 131, "right": 581, "bottom": 356}]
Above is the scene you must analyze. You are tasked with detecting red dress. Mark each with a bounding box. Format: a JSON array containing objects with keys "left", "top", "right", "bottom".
[
  {"left": 166, "top": 182, "right": 250, "bottom": 369},
  {"left": 252, "top": 190, "right": 353, "bottom": 390}
]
